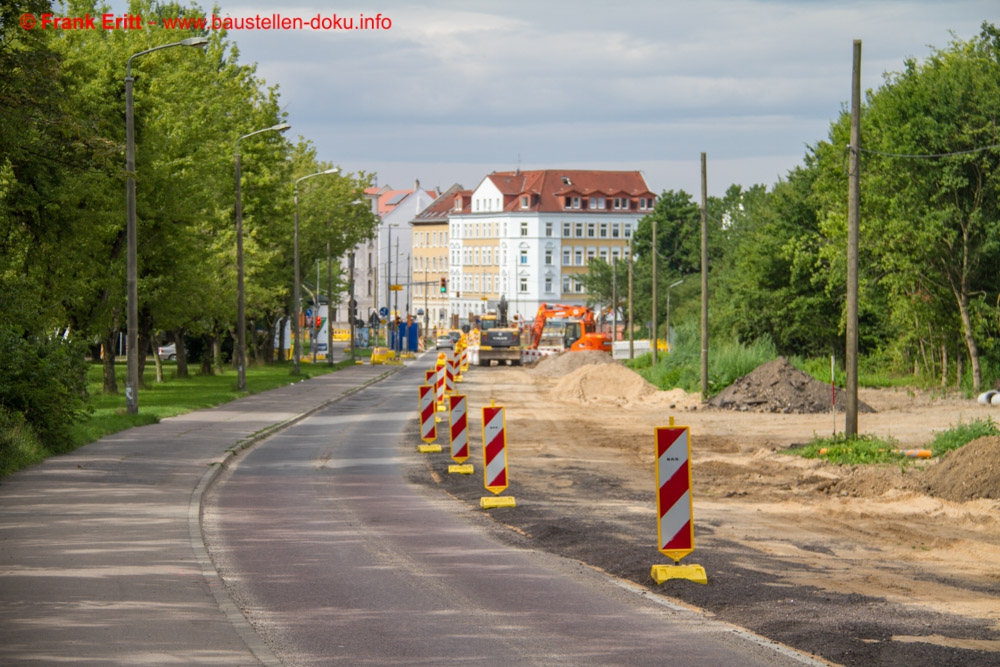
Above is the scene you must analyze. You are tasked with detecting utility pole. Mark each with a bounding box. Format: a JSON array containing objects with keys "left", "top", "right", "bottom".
[
  {"left": 651, "top": 216, "right": 658, "bottom": 365},
  {"left": 348, "top": 252, "right": 356, "bottom": 363},
  {"left": 700, "top": 152, "right": 709, "bottom": 400},
  {"left": 846, "top": 40, "right": 862, "bottom": 436},
  {"left": 628, "top": 236, "right": 634, "bottom": 359},
  {"left": 612, "top": 256, "right": 618, "bottom": 344}
]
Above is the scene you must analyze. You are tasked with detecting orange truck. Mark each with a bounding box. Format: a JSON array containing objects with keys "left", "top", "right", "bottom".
[{"left": 528, "top": 303, "right": 611, "bottom": 353}]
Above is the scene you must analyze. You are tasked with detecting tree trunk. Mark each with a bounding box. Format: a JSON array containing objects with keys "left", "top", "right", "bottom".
[
  {"left": 137, "top": 332, "right": 151, "bottom": 389},
  {"left": 174, "top": 328, "right": 189, "bottom": 378},
  {"left": 100, "top": 329, "right": 118, "bottom": 394},
  {"left": 213, "top": 335, "right": 223, "bottom": 374},
  {"left": 956, "top": 292, "right": 982, "bottom": 392},
  {"left": 200, "top": 335, "right": 213, "bottom": 375},
  {"left": 940, "top": 344, "right": 947, "bottom": 388},
  {"left": 152, "top": 332, "right": 164, "bottom": 384},
  {"left": 957, "top": 350, "right": 963, "bottom": 389},
  {"left": 276, "top": 317, "right": 286, "bottom": 363}
]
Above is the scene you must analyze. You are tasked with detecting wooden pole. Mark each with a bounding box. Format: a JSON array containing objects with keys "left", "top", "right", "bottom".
[
  {"left": 700, "top": 152, "right": 709, "bottom": 400},
  {"left": 846, "top": 40, "right": 861, "bottom": 436}
]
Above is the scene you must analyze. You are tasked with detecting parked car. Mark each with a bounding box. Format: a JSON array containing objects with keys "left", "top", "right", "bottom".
[
  {"left": 435, "top": 335, "right": 454, "bottom": 349},
  {"left": 157, "top": 343, "right": 176, "bottom": 361}
]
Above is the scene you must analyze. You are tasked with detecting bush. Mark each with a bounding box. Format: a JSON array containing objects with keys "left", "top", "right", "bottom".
[
  {"left": 926, "top": 417, "right": 999, "bottom": 457},
  {"left": 0, "top": 328, "right": 91, "bottom": 452},
  {"left": 0, "top": 406, "right": 47, "bottom": 476}
]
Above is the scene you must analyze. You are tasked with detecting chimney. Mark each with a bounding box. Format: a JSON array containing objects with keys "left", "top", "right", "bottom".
[{"left": 414, "top": 178, "right": 420, "bottom": 190}]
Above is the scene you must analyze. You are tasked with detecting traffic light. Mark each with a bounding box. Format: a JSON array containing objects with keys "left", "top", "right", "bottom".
[{"left": 440, "top": 277, "right": 447, "bottom": 293}]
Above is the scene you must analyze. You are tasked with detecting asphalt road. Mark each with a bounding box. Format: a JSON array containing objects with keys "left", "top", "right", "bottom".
[{"left": 204, "top": 358, "right": 824, "bottom": 666}]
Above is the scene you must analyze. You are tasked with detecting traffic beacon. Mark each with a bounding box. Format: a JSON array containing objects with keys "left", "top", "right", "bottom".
[
  {"left": 480, "top": 400, "right": 515, "bottom": 509},
  {"left": 650, "top": 417, "right": 707, "bottom": 584}
]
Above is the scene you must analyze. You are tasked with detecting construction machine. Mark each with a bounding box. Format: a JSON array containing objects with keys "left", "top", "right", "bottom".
[
  {"left": 477, "top": 295, "right": 522, "bottom": 366},
  {"left": 528, "top": 303, "right": 612, "bottom": 353}
]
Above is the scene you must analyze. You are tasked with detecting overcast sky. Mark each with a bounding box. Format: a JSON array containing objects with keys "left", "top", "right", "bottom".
[{"left": 106, "top": 0, "right": 995, "bottom": 196}]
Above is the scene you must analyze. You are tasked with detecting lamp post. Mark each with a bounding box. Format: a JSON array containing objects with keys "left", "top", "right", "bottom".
[
  {"left": 666, "top": 279, "right": 684, "bottom": 353},
  {"left": 125, "top": 36, "right": 208, "bottom": 414},
  {"left": 293, "top": 168, "right": 339, "bottom": 375},
  {"left": 235, "top": 123, "right": 290, "bottom": 391}
]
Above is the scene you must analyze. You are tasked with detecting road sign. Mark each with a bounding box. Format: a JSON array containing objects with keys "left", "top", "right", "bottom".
[
  {"left": 389, "top": 284, "right": 402, "bottom": 291},
  {"left": 482, "top": 404, "right": 508, "bottom": 494},
  {"left": 651, "top": 423, "right": 707, "bottom": 584},
  {"left": 449, "top": 394, "right": 469, "bottom": 463},
  {"left": 379, "top": 306, "right": 389, "bottom": 317},
  {"left": 305, "top": 308, "right": 313, "bottom": 317}
]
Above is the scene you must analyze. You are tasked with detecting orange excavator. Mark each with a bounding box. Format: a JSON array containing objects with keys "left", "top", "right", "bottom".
[{"left": 528, "top": 303, "right": 612, "bottom": 353}]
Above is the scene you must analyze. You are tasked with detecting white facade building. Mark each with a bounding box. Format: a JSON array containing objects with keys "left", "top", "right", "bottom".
[{"left": 446, "top": 169, "right": 655, "bottom": 324}]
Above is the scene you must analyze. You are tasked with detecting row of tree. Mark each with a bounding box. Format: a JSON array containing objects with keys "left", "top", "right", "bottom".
[
  {"left": 1, "top": 0, "right": 378, "bottom": 449},
  {"left": 585, "top": 23, "right": 1000, "bottom": 392}
]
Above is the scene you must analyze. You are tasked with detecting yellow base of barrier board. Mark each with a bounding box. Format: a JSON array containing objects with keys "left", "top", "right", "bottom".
[
  {"left": 448, "top": 464, "right": 474, "bottom": 475},
  {"left": 650, "top": 564, "right": 708, "bottom": 585},
  {"left": 437, "top": 404, "right": 447, "bottom": 412},
  {"left": 480, "top": 496, "right": 516, "bottom": 509},
  {"left": 417, "top": 445, "right": 442, "bottom": 453}
]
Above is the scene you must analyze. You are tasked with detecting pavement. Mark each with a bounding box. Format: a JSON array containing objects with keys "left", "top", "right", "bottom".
[{"left": 0, "top": 360, "right": 402, "bottom": 666}]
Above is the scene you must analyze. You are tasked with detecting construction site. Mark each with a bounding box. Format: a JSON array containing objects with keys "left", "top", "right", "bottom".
[{"left": 411, "top": 350, "right": 1000, "bottom": 667}]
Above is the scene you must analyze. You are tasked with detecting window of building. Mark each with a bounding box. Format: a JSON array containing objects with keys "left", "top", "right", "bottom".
[
  {"left": 574, "top": 222, "right": 583, "bottom": 238},
  {"left": 562, "top": 248, "right": 571, "bottom": 266},
  {"left": 520, "top": 249, "right": 528, "bottom": 265},
  {"left": 564, "top": 196, "right": 572, "bottom": 209},
  {"left": 474, "top": 275, "right": 480, "bottom": 292},
  {"left": 544, "top": 278, "right": 553, "bottom": 293},
  {"left": 562, "top": 276, "right": 570, "bottom": 293},
  {"left": 587, "top": 248, "right": 596, "bottom": 263},
  {"left": 474, "top": 247, "right": 480, "bottom": 266},
  {"left": 520, "top": 222, "right": 528, "bottom": 237},
  {"left": 574, "top": 248, "right": 583, "bottom": 266},
  {"left": 587, "top": 223, "right": 595, "bottom": 238},
  {"left": 367, "top": 279, "right": 372, "bottom": 296},
  {"left": 562, "top": 222, "right": 571, "bottom": 237},
  {"left": 624, "top": 223, "right": 633, "bottom": 238},
  {"left": 612, "top": 223, "right": 620, "bottom": 239},
  {"left": 599, "top": 248, "right": 608, "bottom": 262},
  {"left": 545, "top": 222, "right": 553, "bottom": 237},
  {"left": 544, "top": 249, "right": 553, "bottom": 265},
  {"left": 572, "top": 196, "right": 581, "bottom": 209},
  {"left": 611, "top": 248, "right": 621, "bottom": 262},
  {"left": 599, "top": 222, "right": 608, "bottom": 238},
  {"left": 575, "top": 280, "right": 585, "bottom": 293},
  {"left": 520, "top": 278, "right": 528, "bottom": 293},
  {"left": 521, "top": 195, "right": 529, "bottom": 209}
]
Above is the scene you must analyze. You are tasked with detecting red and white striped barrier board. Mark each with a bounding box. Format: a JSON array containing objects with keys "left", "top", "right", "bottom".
[
  {"left": 482, "top": 404, "right": 509, "bottom": 495},
  {"left": 449, "top": 394, "right": 469, "bottom": 463},
  {"left": 655, "top": 426, "right": 694, "bottom": 562},
  {"left": 425, "top": 369, "right": 436, "bottom": 385},
  {"left": 445, "top": 352, "right": 457, "bottom": 393},
  {"left": 435, "top": 358, "right": 446, "bottom": 409},
  {"left": 460, "top": 345, "right": 469, "bottom": 373},
  {"left": 419, "top": 385, "right": 436, "bottom": 443}
]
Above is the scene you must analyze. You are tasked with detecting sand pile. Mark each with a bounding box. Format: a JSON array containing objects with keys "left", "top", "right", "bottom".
[
  {"left": 709, "top": 357, "right": 874, "bottom": 414},
  {"left": 923, "top": 436, "right": 1000, "bottom": 502},
  {"left": 529, "top": 351, "right": 615, "bottom": 378},
  {"left": 552, "top": 363, "right": 658, "bottom": 406}
]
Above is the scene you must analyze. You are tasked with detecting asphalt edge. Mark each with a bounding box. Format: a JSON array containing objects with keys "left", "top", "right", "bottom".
[{"left": 188, "top": 365, "right": 401, "bottom": 666}]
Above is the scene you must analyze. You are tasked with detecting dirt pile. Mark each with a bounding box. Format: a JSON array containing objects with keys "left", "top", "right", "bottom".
[
  {"left": 552, "top": 363, "right": 658, "bottom": 406},
  {"left": 529, "top": 350, "right": 615, "bottom": 378},
  {"left": 923, "top": 436, "right": 1000, "bottom": 502},
  {"left": 709, "top": 357, "right": 874, "bottom": 414}
]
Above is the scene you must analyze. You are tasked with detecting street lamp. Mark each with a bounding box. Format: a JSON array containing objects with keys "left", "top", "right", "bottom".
[
  {"left": 666, "top": 279, "right": 684, "bottom": 353},
  {"left": 125, "top": 36, "right": 208, "bottom": 414},
  {"left": 293, "top": 167, "right": 339, "bottom": 375},
  {"left": 235, "top": 123, "right": 290, "bottom": 392}
]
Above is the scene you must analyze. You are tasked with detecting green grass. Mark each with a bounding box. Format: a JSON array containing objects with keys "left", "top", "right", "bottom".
[
  {"left": 925, "top": 417, "right": 999, "bottom": 457},
  {"left": 787, "top": 432, "right": 903, "bottom": 465},
  {"left": 0, "top": 358, "right": 351, "bottom": 477}
]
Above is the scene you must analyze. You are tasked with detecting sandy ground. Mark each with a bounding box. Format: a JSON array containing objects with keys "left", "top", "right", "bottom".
[{"left": 410, "top": 354, "right": 1000, "bottom": 667}]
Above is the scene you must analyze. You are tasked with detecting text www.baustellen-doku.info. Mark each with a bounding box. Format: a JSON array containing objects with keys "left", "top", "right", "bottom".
[{"left": 19, "top": 11, "right": 392, "bottom": 32}]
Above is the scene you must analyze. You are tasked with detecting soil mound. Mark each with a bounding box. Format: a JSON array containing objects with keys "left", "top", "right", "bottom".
[
  {"left": 529, "top": 351, "right": 615, "bottom": 378},
  {"left": 552, "top": 363, "right": 657, "bottom": 405},
  {"left": 709, "top": 357, "right": 874, "bottom": 414},
  {"left": 923, "top": 436, "right": 1000, "bottom": 502}
]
